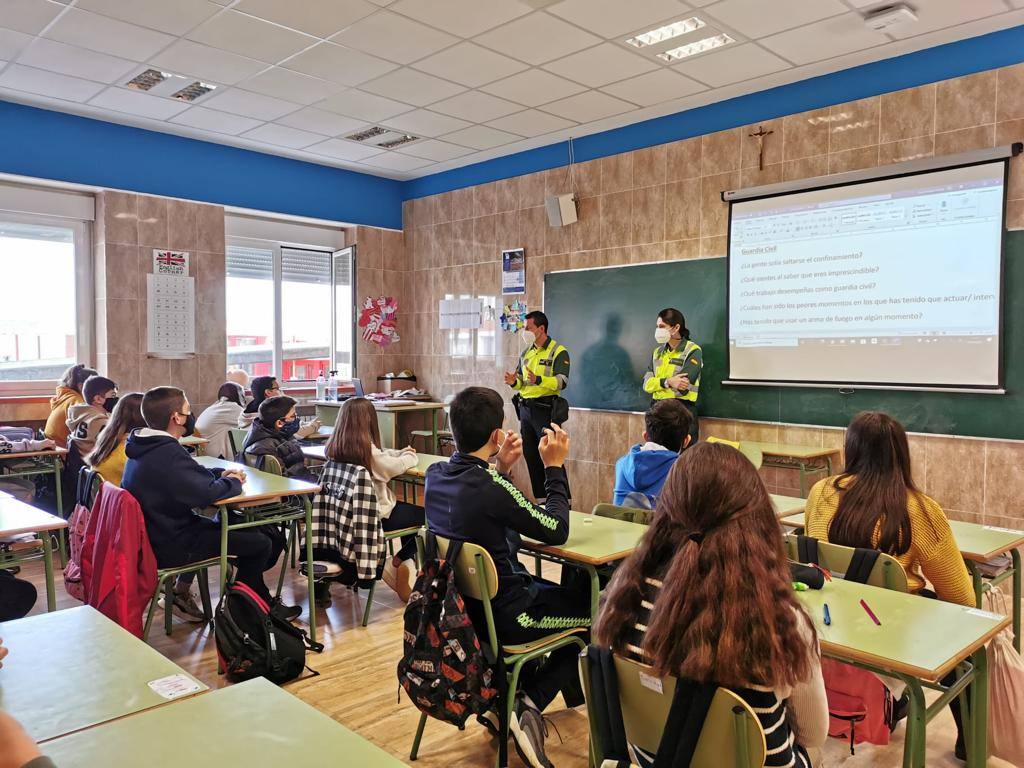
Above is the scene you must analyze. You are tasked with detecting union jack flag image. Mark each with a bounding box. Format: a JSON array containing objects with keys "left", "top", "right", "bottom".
[{"left": 154, "top": 250, "right": 188, "bottom": 273}]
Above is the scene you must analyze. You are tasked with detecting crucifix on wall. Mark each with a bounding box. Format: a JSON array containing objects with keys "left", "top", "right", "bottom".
[{"left": 749, "top": 125, "right": 774, "bottom": 171}]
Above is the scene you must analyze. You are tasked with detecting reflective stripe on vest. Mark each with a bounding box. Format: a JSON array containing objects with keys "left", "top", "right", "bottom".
[{"left": 519, "top": 339, "right": 568, "bottom": 400}]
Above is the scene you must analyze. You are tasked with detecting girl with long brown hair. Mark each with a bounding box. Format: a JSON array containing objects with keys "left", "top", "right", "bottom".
[
  {"left": 85, "top": 392, "right": 145, "bottom": 486},
  {"left": 325, "top": 397, "right": 423, "bottom": 601},
  {"left": 597, "top": 442, "right": 827, "bottom": 768}
]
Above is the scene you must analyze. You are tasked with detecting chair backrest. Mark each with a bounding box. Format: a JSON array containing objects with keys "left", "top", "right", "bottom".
[
  {"left": 238, "top": 450, "right": 284, "bottom": 476},
  {"left": 784, "top": 533, "right": 909, "bottom": 592},
  {"left": 78, "top": 466, "right": 104, "bottom": 507},
  {"left": 588, "top": 653, "right": 767, "bottom": 768},
  {"left": 593, "top": 502, "right": 651, "bottom": 526},
  {"left": 433, "top": 534, "right": 500, "bottom": 602},
  {"left": 705, "top": 436, "right": 763, "bottom": 470},
  {"left": 228, "top": 428, "right": 248, "bottom": 457}
]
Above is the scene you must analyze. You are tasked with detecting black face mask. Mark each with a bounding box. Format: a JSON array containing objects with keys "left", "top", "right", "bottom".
[
  {"left": 103, "top": 396, "right": 119, "bottom": 413},
  {"left": 179, "top": 412, "right": 196, "bottom": 438}
]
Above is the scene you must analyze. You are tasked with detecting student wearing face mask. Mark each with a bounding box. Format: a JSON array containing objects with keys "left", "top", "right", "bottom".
[
  {"left": 642, "top": 307, "right": 702, "bottom": 444},
  {"left": 241, "top": 395, "right": 318, "bottom": 482},
  {"left": 503, "top": 311, "right": 571, "bottom": 502}
]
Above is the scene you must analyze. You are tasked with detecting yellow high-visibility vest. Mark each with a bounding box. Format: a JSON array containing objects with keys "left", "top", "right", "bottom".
[
  {"left": 642, "top": 340, "right": 702, "bottom": 402},
  {"left": 512, "top": 337, "right": 570, "bottom": 399}
]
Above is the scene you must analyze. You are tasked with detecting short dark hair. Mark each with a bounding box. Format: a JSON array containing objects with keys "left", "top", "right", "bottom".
[
  {"left": 259, "top": 395, "right": 296, "bottom": 426},
  {"left": 217, "top": 382, "right": 245, "bottom": 406},
  {"left": 450, "top": 386, "right": 504, "bottom": 453},
  {"left": 658, "top": 308, "right": 689, "bottom": 340},
  {"left": 250, "top": 375, "right": 279, "bottom": 404},
  {"left": 83, "top": 375, "right": 117, "bottom": 405},
  {"left": 525, "top": 311, "right": 548, "bottom": 332},
  {"left": 60, "top": 364, "right": 98, "bottom": 392},
  {"left": 141, "top": 386, "right": 186, "bottom": 430},
  {"left": 645, "top": 400, "right": 693, "bottom": 453}
]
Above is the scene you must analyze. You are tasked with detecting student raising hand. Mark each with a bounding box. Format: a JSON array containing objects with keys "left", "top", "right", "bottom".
[
  {"left": 494, "top": 430, "right": 522, "bottom": 475},
  {"left": 539, "top": 423, "right": 569, "bottom": 467}
]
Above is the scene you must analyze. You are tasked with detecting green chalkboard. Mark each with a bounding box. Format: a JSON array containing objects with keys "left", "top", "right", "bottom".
[{"left": 544, "top": 232, "right": 1024, "bottom": 439}]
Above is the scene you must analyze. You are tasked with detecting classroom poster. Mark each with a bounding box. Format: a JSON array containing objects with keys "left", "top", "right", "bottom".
[
  {"left": 500, "top": 299, "right": 528, "bottom": 333},
  {"left": 359, "top": 296, "right": 400, "bottom": 347},
  {"left": 501, "top": 248, "right": 525, "bottom": 295},
  {"left": 147, "top": 273, "right": 195, "bottom": 357},
  {"left": 152, "top": 250, "right": 189, "bottom": 276}
]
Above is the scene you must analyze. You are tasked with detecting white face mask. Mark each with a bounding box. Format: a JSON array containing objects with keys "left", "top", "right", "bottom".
[
  {"left": 521, "top": 329, "right": 536, "bottom": 344},
  {"left": 655, "top": 327, "right": 671, "bottom": 345}
]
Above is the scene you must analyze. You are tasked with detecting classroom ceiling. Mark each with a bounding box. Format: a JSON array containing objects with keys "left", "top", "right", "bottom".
[{"left": 1, "top": 0, "right": 1022, "bottom": 181}]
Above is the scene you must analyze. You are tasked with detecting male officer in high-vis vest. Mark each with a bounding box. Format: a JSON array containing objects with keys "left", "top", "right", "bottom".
[
  {"left": 642, "top": 307, "right": 702, "bottom": 444},
  {"left": 504, "top": 311, "right": 571, "bottom": 501}
]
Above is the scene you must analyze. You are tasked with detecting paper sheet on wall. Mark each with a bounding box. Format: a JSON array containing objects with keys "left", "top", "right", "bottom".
[
  {"left": 147, "top": 273, "right": 195, "bottom": 357},
  {"left": 438, "top": 298, "right": 482, "bottom": 329}
]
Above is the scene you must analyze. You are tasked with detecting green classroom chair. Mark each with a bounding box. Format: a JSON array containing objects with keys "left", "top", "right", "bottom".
[
  {"left": 410, "top": 394, "right": 455, "bottom": 454},
  {"left": 783, "top": 533, "right": 910, "bottom": 592},
  {"left": 580, "top": 651, "right": 767, "bottom": 768},
  {"left": 357, "top": 525, "right": 423, "bottom": 627},
  {"left": 228, "top": 428, "right": 249, "bottom": 458},
  {"left": 409, "top": 535, "right": 588, "bottom": 768},
  {"left": 593, "top": 502, "right": 653, "bottom": 527}
]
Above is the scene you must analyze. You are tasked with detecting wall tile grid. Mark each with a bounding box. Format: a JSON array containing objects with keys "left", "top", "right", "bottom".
[
  {"left": 94, "top": 190, "right": 227, "bottom": 413},
  {"left": 384, "top": 63, "right": 1024, "bottom": 519}
]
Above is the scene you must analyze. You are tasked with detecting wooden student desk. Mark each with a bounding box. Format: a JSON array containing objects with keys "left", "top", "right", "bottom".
[
  {"left": 796, "top": 578, "right": 1007, "bottom": 768},
  {"left": 313, "top": 399, "right": 445, "bottom": 452},
  {"left": 0, "top": 446, "right": 67, "bottom": 537},
  {"left": 0, "top": 495, "right": 67, "bottom": 610},
  {"left": 42, "top": 677, "right": 407, "bottom": 767},
  {"left": 178, "top": 434, "right": 208, "bottom": 455},
  {"left": 194, "top": 456, "right": 322, "bottom": 643},
  {"left": 770, "top": 493, "right": 805, "bottom": 519},
  {"left": 1, "top": 606, "right": 207, "bottom": 743},
  {"left": 746, "top": 441, "right": 840, "bottom": 497}
]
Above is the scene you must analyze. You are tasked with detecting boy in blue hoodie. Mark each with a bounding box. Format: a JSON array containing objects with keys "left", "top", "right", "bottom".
[
  {"left": 613, "top": 399, "right": 693, "bottom": 507},
  {"left": 123, "top": 386, "right": 298, "bottom": 622}
]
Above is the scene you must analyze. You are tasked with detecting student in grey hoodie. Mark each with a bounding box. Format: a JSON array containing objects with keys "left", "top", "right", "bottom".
[
  {"left": 66, "top": 375, "right": 118, "bottom": 457},
  {"left": 613, "top": 399, "right": 693, "bottom": 507}
]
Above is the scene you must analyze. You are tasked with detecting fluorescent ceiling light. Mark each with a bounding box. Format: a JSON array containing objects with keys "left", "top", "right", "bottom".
[
  {"left": 656, "top": 33, "right": 734, "bottom": 62},
  {"left": 625, "top": 17, "right": 706, "bottom": 49}
]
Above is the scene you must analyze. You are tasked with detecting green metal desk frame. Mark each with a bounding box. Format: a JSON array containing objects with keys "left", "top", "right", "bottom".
[{"left": 0, "top": 451, "right": 66, "bottom": 562}]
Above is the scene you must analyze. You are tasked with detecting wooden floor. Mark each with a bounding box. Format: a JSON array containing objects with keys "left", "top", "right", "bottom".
[{"left": 14, "top": 556, "right": 977, "bottom": 768}]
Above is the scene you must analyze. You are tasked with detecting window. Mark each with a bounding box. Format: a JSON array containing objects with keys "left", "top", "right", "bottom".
[
  {"left": 0, "top": 213, "right": 91, "bottom": 388},
  {"left": 226, "top": 240, "right": 355, "bottom": 383}
]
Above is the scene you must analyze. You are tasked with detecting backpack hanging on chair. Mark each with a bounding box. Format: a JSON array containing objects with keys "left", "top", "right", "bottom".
[
  {"left": 985, "top": 587, "right": 1024, "bottom": 766},
  {"left": 397, "top": 532, "right": 498, "bottom": 727},
  {"left": 63, "top": 468, "right": 98, "bottom": 602}
]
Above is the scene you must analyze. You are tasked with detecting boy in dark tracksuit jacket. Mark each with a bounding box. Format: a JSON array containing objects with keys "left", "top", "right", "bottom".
[
  {"left": 425, "top": 386, "right": 589, "bottom": 768},
  {"left": 242, "top": 395, "right": 317, "bottom": 482},
  {"left": 123, "top": 386, "right": 298, "bottom": 622}
]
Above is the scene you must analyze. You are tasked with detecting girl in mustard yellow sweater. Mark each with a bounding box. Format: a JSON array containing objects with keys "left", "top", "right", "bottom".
[{"left": 804, "top": 410, "right": 974, "bottom": 759}]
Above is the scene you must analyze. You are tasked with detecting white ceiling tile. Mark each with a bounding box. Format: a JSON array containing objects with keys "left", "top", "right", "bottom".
[
  {"left": 88, "top": 87, "right": 190, "bottom": 119},
  {"left": 601, "top": 69, "right": 705, "bottom": 106},
  {"left": 886, "top": 0, "right": 1010, "bottom": 39},
  {"left": 282, "top": 42, "right": 397, "bottom": 86},
  {"left": 75, "top": 0, "right": 221, "bottom": 36},
  {"left": 703, "top": 0, "right": 847, "bottom": 38},
  {"left": 361, "top": 152, "right": 434, "bottom": 171},
  {"left": 543, "top": 43, "right": 659, "bottom": 89},
  {"left": 329, "top": 11, "right": 458, "bottom": 65},
  {"left": 390, "top": 0, "right": 533, "bottom": 37},
  {"left": 241, "top": 122, "right": 323, "bottom": 148},
  {"left": 150, "top": 40, "right": 266, "bottom": 86},
  {"left": 395, "top": 138, "right": 474, "bottom": 161},
  {"left": 488, "top": 109, "right": 575, "bottom": 137},
  {"left": 360, "top": 69, "right": 465, "bottom": 107},
  {"left": 242, "top": 67, "right": 344, "bottom": 105},
  {"left": 18, "top": 38, "right": 137, "bottom": 84},
  {"left": 201, "top": 88, "right": 302, "bottom": 120},
  {"left": 548, "top": 0, "right": 694, "bottom": 38},
  {"left": 307, "top": 137, "right": 386, "bottom": 161},
  {"left": 430, "top": 90, "right": 522, "bottom": 122},
  {"left": 43, "top": 9, "right": 175, "bottom": 62},
  {"left": 672, "top": 42, "right": 789, "bottom": 86},
  {"left": 760, "top": 13, "right": 890, "bottom": 65},
  {"left": 3, "top": 0, "right": 63, "bottom": 35},
  {"left": 0, "top": 29, "right": 34, "bottom": 61},
  {"left": 188, "top": 10, "right": 316, "bottom": 64},
  {"left": 413, "top": 43, "right": 528, "bottom": 88},
  {"left": 317, "top": 88, "right": 413, "bottom": 121},
  {"left": 234, "top": 0, "right": 376, "bottom": 38},
  {"left": 476, "top": 13, "right": 602, "bottom": 66},
  {"left": 540, "top": 90, "right": 635, "bottom": 122},
  {"left": 441, "top": 124, "right": 521, "bottom": 150},
  {"left": 169, "top": 105, "right": 264, "bottom": 134},
  {"left": 368, "top": 0, "right": 396, "bottom": 5},
  {"left": 380, "top": 109, "right": 470, "bottom": 137},
  {"left": 0, "top": 63, "right": 105, "bottom": 102},
  {"left": 480, "top": 69, "right": 586, "bottom": 108},
  {"left": 276, "top": 106, "right": 368, "bottom": 136}
]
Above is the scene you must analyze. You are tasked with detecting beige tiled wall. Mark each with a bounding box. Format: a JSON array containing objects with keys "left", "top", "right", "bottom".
[
  {"left": 390, "top": 63, "right": 1024, "bottom": 520},
  {"left": 94, "top": 190, "right": 227, "bottom": 412}
]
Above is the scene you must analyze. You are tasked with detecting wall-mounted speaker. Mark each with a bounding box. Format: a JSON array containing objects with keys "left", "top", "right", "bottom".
[{"left": 544, "top": 193, "right": 578, "bottom": 227}]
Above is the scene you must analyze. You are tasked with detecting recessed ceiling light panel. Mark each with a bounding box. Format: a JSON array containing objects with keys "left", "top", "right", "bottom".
[
  {"left": 656, "top": 33, "right": 735, "bottom": 62},
  {"left": 126, "top": 68, "right": 170, "bottom": 91},
  {"left": 625, "top": 17, "right": 706, "bottom": 49},
  {"left": 171, "top": 82, "right": 216, "bottom": 102}
]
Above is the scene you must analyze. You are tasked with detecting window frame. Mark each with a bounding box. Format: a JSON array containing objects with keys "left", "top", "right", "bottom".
[
  {"left": 226, "top": 235, "right": 356, "bottom": 386},
  {"left": 0, "top": 211, "right": 93, "bottom": 396}
]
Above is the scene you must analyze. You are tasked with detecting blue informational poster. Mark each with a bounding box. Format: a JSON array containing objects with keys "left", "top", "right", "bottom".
[{"left": 502, "top": 248, "right": 525, "bottom": 295}]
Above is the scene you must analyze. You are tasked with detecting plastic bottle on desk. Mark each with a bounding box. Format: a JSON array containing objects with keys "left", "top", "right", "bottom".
[
  {"left": 327, "top": 370, "right": 339, "bottom": 401},
  {"left": 316, "top": 369, "right": 326, "bottom": 401}
]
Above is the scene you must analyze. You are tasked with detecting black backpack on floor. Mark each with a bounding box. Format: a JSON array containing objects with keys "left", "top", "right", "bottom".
[{"left": 214, "top": 569, "right": 323, "bottom": 685}]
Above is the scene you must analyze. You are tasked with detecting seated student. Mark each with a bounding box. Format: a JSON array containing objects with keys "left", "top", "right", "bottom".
[
  {"left": 85, "top": 393, "right": 145, "bottom": 486},
  {"left": 804, "top": 410, "right": 974, "bottom": 758},
  {"left": 238, "top": 375, "right": 321, "bottom": 436},
  {"left": 613, "top": 399, "right": 693, "bottom": 507},
  {"left": 66, "top": 375, "right": 118, "bottom": 458},
  {"left": 242, "top": 396, "right": 317, "bottom": 482},
  {"left": 327, "top": 397, "right": 422, "bottom": 601},
  {"left": 598, "top": 442, "right": 828, "bottom": 768},
  {"left": 123, "top": 386, "right": 298, "bottom": 622},
  {"left": 195, "top": 382, "right": 245, "bottom": 459},
  {"left": 44, "top": 363, "right": 97, "bottom": 445},
  {"left": 425, "top": 386, "right": 588, "bottom": 768}
]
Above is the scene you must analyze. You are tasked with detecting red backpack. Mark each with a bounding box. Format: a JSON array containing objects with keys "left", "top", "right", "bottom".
[{"left": 62, "top": 468, "right": 98, "bottom": 602}]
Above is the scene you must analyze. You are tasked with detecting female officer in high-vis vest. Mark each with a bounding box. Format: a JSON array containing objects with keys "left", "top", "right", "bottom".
[{"left": 642, "top": 307, "right": 702, "bottom": 443}]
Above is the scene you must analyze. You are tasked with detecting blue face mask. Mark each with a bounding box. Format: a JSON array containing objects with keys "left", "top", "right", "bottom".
[{"left": 280, "top": 418, "right": 301, "bottom": 438}]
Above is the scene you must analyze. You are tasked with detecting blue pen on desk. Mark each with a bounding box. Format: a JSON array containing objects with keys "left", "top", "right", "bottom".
[{"left": 823, "top": 603, "right": 831, "bottom": 626}]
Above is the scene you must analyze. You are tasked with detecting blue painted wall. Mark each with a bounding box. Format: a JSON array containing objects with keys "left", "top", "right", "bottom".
[
  {"left": 404, "top": 23, "right": 1024, "bottom": 200},
  {"left": 0, "top": 98, "right": 404, "bottom": 229}
]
